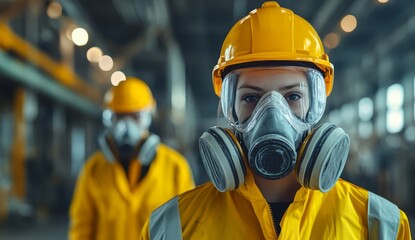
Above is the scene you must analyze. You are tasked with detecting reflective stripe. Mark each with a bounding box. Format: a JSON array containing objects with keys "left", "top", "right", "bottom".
[
  {"left": 149, "top": 196, "right": 182, "bottom": 240},
  {"left": 368, "top": 192, "right": 400, "bottom": 240}
]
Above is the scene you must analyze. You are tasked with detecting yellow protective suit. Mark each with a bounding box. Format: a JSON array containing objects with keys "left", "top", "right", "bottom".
[
  {"left": 69, "top": 143, "right": 194, "bottom": 240},
  {"left": 141, "top": 169, "right": 412, "bottom": 239}
]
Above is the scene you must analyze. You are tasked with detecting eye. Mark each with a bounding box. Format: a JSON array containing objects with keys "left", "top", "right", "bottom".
[
  {"left": 242, "top": 94, "right": 260, "bottom": 103},
  {"left": 130, "top": 114, "right": 140, "bottom": 121},
  {"left": 285, "top": 92, "right": 302, "bottom": 102},
  {"left": 114, "top": 113, "right": 126, "bottom": 121}
]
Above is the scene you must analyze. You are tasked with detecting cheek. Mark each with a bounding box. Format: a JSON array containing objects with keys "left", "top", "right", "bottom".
[
  {"left": 234, "top": 100, "right": 242, "bottom": 121},
  {"left": 233, "top": 93, "right": 242, "bottom": 121},
  {"left": 302, "top": 95, "right": 310, "bottom": 119},
  {"left": 235, "top": 102, "right": 255, "bottom": 123},
  {"left": 295, "top": 100, "right": 310, "bottom": 119}
]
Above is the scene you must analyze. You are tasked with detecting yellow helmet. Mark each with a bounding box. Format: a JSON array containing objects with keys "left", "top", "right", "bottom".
[
  {"left": 212, "top": 1, "right": 334, "bottom": 96},
  {"left": 104, "top": 76, "right": 155, "bottom": 113}
]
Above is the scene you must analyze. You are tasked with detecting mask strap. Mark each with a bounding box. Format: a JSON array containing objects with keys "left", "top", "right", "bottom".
[
  {"left": 137, "top": 134, "right": 160, "bottom": 166},
  {"left": 99, "top": 132, "right": 117, "bottom": 163}
]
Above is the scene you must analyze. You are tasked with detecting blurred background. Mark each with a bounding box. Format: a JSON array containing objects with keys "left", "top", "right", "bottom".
[{"left": 0, "top": 0, "right": 414, "bottom": 239}]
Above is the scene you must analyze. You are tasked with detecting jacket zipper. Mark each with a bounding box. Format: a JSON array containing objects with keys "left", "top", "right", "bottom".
[{"left": 269, "top": 204, "right": 279, "bottom": 238}]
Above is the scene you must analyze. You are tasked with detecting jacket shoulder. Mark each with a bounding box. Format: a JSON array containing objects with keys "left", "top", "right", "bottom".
[
  {"left": 149, "top": 182, "right": 219, "bottom": 229},
  {"left": 157, "top": 143, "right": 184, "bottom": 156},
  {"left": 330, "top": 178, "right": 369, "bottom": 199},
  {"left": 330, "top": 179, "right": 403, "bottom": 239},
  {"left": 177, "top": 182, "right": 231, "bottom": 214},
  {"left": 79, "top": 151, "right": 109, "bottom": 174},
  {"left": 179, "top": 182, "right": 218, "bottom": 200},
  {"left": 156, "top": 143, "right": 188, "bottom": 164}
]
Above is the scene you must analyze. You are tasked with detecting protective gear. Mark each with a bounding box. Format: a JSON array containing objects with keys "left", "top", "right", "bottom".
[
  {"left": 296, "top": 124, "right": 350, "bottom": 192},
  {"left": 69, "top": 144, "right": 195, "bottom": 240},
  {"left": 102, "top": 109, "right": 152, "bottom": 130},
  {"left": 101, "top": 76, "right": 156, "bottom": 164},
  {"left": 201, "top": 64, "right": 349, "bottom": 192},
  {"left": 137, "top": 134, "right": 161, "bottom": 166},
  {"left": 104, "top": 77, "right": 155, "bottom": 113},
  {"left": 220, "top": 66, "right": 325, "bottom": 181},
  {"left": 142, "top": 2, "right": 412, "bottom": 239},
  {"left": 141, "top": 179, "right": 411, "bottom": 239},
  {"left": 220, "top": 66, "right": 326, "bottom": 132},
  {"left": 112, "top": 117, "right": 147, "bottom": 155},
  {"left": 98, "top": 131, "right": 160, "bottom": 166},
  {"left": 211, "top": 1, "right": 334, "bottom": 97},
  {"left": 111, "top": 112, "right": 151, "bottom": 153},
  {"left": 240, "top": 92, "right": 305, "bottom": 180},
  {"left": 199, "top": 123, "right": 350, "bottom": 192}
]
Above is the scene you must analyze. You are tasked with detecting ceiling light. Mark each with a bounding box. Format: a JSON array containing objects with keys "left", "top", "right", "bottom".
[
  {"left": 340, "top": 15, "right": 357, "bottom": 33},
  {"left": 111, "top": 71, "right": 126, "bottom": 86},
  {"left": 99, "top": 55, "right": 113, "bottom": 71},
  {"left": 72, "top": 28, "right": 89, "bottom": 46},
  {"left": 86, "top": 47, "right": 103, "bottom": 63},
  {"left": 47, "top": 2, "right": 62, "bottom": 19},
  {"left": 323, "top": 33, "right": 341, "bottom": 49}
]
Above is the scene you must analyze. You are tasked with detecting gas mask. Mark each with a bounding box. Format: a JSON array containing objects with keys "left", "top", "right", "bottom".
[
  {"left": 241, "top": 91, "right": 307, "bottom": 180},
  {"left": 99, "top": 110, "right": 160, "bottom": 166},
  {"left": 199, "top": 66, "right": 350, "bottom": 193},
  {"left": 113, "top": 117, "right": 146, "bottom": 155}
]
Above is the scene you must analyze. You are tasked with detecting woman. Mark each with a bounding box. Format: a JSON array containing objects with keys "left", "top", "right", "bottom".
[{"left": 140, "top": 2, "right": 412, "bottom": 239}]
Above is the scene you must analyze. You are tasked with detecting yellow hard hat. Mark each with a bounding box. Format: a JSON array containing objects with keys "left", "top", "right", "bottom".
[
  {"left": 212, "top": 1, "right": 334, "bottom": 96},
  {"left": 104, "top": 76, "right": 155, "bottom": 113}
]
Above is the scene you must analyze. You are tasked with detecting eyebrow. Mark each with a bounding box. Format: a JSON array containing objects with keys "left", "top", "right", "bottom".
[
  {"left": 237, "top": 84, "right": 264, "bottom": 91},
  {"left": 280, "top": 83, "right": 308, "bottom": 91},
  {"left": 237, "top": 82, "right": 308, "bottom": 91}
]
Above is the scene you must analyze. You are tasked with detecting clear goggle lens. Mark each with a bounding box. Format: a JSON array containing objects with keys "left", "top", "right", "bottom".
[
  {"left": 102, "top": 110, "right": 152, "bottom": 129},
  {"left": 220, "top": 66, "right": 326, "bottom": 132}
]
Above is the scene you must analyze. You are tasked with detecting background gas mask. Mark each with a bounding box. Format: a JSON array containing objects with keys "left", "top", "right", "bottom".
[
  {"left": 199, "top": 66, "right": 350, "bottom": 193},
  {"left": 99, "top": 110, "right": 160, "bottom": 166}
]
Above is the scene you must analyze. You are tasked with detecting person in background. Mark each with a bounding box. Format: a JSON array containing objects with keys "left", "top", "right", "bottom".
[
  {"left": 140, "top": 1, "right": 412, "bottom": 239},
  {"left": 68, "top": 76, "right": 195, "bottom": 240}
]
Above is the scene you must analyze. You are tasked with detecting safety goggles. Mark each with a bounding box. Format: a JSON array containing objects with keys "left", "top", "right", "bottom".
[
  {"left": 102, "top": 109, "right": 152, "bottom": 129},
  {"left": 220, "top": 66, "right": 326, "bottom": 132}
]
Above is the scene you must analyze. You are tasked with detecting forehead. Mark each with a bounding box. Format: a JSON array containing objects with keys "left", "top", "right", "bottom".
[{"left": 236, "top": 68, "right": 308, "bottom": 89}]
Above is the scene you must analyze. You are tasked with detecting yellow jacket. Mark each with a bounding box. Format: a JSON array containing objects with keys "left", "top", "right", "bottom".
[
  {"left": 141, "top": 169, "right": 412, "bottom": 239},
  {"left": 69, "top": 143, "right": 195, "bottom": 240}
]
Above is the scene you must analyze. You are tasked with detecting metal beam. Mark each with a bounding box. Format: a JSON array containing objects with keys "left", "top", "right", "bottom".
[
  {"left": 0, "top": 50, "right": 100, "bottom": 116},
  {"left": 311, "top": 0, "right": 343, "bottom": 33}
]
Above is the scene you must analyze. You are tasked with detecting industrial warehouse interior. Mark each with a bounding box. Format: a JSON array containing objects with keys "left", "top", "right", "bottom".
[{"left": 1, "top": 0, "right": 415, "bottom": 239}]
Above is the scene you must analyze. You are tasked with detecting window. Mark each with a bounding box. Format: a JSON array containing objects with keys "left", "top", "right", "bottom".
[
  {"left": 358, "top": 97, "right": 373, "bottom": 139},
  {"left": 386, "top": 84, "right": 404, "bottom": 133}
]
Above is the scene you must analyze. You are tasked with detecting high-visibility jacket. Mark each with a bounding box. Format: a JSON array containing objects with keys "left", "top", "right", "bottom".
[
  {"left": 141, "top": 169, "right": 412, "bottom": 240},
  {"left": 69, "top": 143, "right": 195, "bottom": 240}
]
